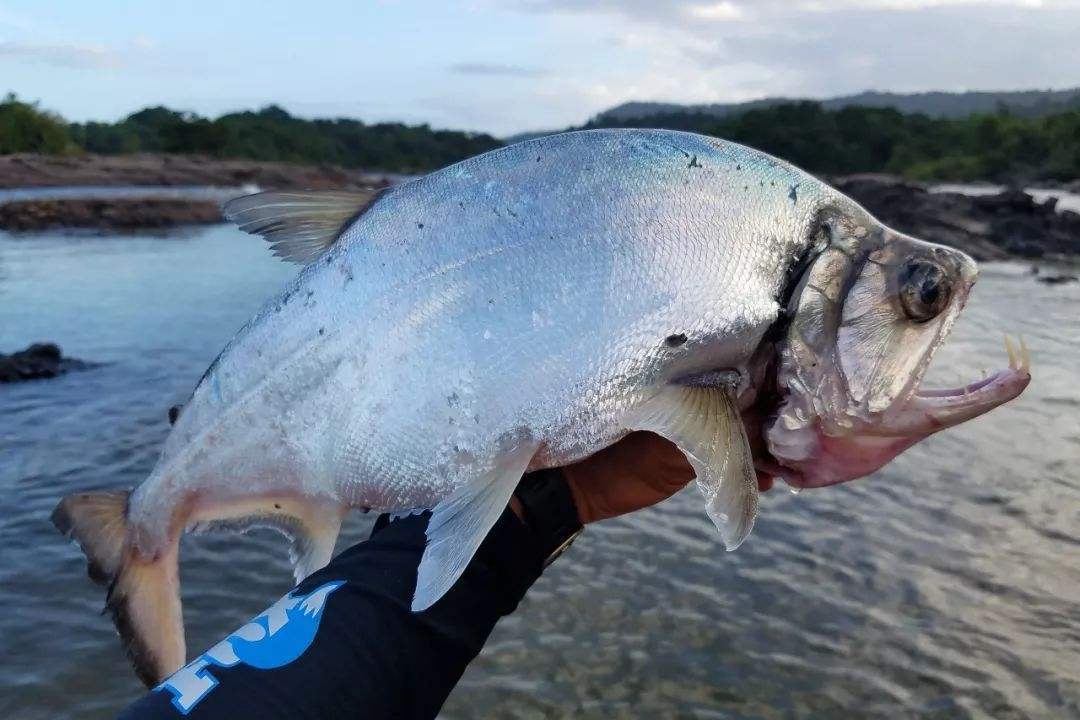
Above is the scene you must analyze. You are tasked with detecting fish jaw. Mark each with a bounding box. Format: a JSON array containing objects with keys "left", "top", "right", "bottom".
[
  {"left": 768, "top": 360, "right": 1030, "bottom": 490},
  {"left": 871, "top": 365, "right": 1030, "bottom": 438}
]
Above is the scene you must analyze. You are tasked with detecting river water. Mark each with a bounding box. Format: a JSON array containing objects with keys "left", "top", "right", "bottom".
[
  {"left": 0, "top": 186, "right": 258, "bottom": 205},
  {"left": 0, "top": 225, "right": 1077, "bottom": 719}
]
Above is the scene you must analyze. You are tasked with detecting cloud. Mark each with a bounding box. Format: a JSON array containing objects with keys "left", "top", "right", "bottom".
[
  {"left": 507, "top": 0, "right": 1080, "bottom": 114},
  {"left": 801, "top": 0, "right": 1055, "bottom": 7},
  {"left": 440, "top": 0, "right": 1070, "bottom": 135},
  {"left": 130, "top": 35, "right": 156, "bottom": 50},
  {"left": 449, "top": 62, "right": 548, "bottom": 78},
  {"left": 520, "top": 0, "right": 1074, "bottom": 15},
  {"left": 0, "top": 41, "right": 121, "bottom": 69},
  {"left": 686, "top": 2, "right": 744, "bottom": 20}
]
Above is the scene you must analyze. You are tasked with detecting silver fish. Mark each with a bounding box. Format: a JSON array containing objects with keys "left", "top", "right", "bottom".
[{"left": 52, "top": 129, "right": 1029, "bottom": 686}]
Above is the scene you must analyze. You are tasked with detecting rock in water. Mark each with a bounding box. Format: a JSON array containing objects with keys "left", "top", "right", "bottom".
[
  {"left": 0, "top": 343, "right": 89, "bottom": 382},
  {"left": 1037, "top": 273, "right": 1078, "bottom": 285}
]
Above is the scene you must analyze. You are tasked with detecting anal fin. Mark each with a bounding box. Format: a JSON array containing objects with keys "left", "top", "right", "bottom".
[
  {"left": 633, "top": 384, "right": 759, "bottom": 550},
  {"left": 412, "top": 441, "right": 539, "bottom": 612},
  {"left": 187, "top": 496, "right": 344, "bottom": 584},
  {"left": 288, "top": 510, "right": 344, "bottom": 583}
]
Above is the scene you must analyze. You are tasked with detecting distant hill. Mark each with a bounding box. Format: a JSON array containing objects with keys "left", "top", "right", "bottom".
[{"left": 594, "top": 88, "right": 1080, "bottom": 124}]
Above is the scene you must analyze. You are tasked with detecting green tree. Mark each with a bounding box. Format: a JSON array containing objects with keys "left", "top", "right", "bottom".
[{"left": 0, "top": 93, "right": 75, "bottom": 154}]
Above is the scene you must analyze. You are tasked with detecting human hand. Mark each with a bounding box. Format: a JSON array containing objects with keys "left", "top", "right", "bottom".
[
  {"left": 559, "top": 430, "right": 773, "bottom": 524},
  {"left": 560, "top": 430, "right": 775, "bottom": 524}
]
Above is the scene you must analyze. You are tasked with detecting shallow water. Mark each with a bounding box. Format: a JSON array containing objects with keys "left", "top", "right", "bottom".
[
  {"left": 0, "top": 185, "right": 257, "bottom": 205},
  {"left": 0, "top": 226, "right": 1077, "bottom": 719}
]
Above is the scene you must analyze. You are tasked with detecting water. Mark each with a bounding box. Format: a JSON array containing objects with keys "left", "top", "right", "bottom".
[
  {"left": 0, "top": 185, "right": 258, "bottom": 205},
  {"left": 1, "top": 225, "right": 1078, "bottom": 719}
]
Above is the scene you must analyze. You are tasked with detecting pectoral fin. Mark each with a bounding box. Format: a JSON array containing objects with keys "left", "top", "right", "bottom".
[
  {"left": 634, "top": 385, "right": 758, "bottom": 550},
  {"left": 412, "top": 441, "right": 539, "bottom": 612}
]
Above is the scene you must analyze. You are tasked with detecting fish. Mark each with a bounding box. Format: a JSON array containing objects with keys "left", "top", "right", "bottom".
[{"left": 51, "top": 129, "right": 1030, "bottom": 687}]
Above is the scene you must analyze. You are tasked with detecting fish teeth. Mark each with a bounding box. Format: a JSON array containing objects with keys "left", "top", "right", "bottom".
[
  {"left": 1004, "top": 334, "right": 1018, "bottom": 370},
  {"left": 1003, "top": 333, "right": 1032, "bottom": 373}
]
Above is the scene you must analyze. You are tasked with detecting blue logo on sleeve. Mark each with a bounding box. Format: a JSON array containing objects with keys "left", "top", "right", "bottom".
[{"left": 156, "top": 580, "right": 345, "bottom": 714}]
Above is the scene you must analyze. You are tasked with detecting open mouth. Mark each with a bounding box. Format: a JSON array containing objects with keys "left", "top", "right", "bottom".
[
  {"left": 880, "top": 335, "right": 1031, "bottom": 436},
  {"left": 754, "top": 335, "right": 1032, "bottom": 491}
]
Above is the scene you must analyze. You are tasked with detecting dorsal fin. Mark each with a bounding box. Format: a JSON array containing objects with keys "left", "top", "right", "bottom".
[{"left": 223, "top": 190, "right": 384, "bottom": 264}]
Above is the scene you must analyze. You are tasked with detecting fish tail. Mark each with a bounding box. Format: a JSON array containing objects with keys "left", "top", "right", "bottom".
[{"left": 52, "top": 490, "right": 186, "bottom": 687}]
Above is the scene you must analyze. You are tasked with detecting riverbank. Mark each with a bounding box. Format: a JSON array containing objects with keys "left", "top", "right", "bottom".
[
  {"left": 0, "top": 153, "right": 397, "bottom": 189},
  {"left": 0, "top": 153, "right": 392, "bottom": 231},
  {"left": 1, "top": 154, "right": 1077, "bottom": 259},
  {"left": 0, "top": 197, "right": 225, "bottom": 231},
  {"left": 832, "top": 175, "right": 1080, "bottom": 261}
]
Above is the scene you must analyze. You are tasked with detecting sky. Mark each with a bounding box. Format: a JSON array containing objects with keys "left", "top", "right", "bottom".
[{"left": 1, "top": 0, "right": 1079, "bottom": 136}]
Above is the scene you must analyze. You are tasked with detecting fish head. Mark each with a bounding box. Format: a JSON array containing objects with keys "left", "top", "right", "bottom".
[{"left": 764, "top": 206, "right": 1030, "bottom": 489}]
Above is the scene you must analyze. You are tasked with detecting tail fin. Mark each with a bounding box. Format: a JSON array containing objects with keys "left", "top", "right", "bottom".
[{"left": 52, "top": 491, "right": 185, "bottom": 687}]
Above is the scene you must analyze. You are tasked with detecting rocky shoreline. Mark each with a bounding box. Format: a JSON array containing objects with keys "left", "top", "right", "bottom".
[
  {"left": 831, "top": 174, "right": 1080, "bottom": 261},
  {"left": 0, "top": 154, "right": 1077, "bottom": 259},
  {"left": 0, "top": 197, "right": 225, "bottom": 231},
  {"left": 0, "top": 153, "right": 393, "bottom": 231},
  {"left": 0, "top": 153, "right": 395, "bottom": 190}
]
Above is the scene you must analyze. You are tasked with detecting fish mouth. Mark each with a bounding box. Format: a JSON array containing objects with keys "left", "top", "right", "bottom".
[
  {"left": 754, "top": 335, "right": 1031, "bottom": 491},
  {"left": 874, "top": 335, "right": 1031, "bottom": 437}
]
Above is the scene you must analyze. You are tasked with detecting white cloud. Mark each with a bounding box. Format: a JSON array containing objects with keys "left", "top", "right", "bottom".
[
  {"left": 687, "top": 2, "right": 744, "bottom": 20},
  {"left": 0, "top": 41, "right": 121, "bottom": 69},
  {"left": 450, "top": 62, "right": 547, "bottom": 77},
  {"left": 794, "top": 0, "right": 1048, "bottom": 8}
]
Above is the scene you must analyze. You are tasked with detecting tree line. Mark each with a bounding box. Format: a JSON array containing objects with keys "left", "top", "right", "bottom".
[
  {"left": 585, "top": 101, "right": 1080, "bottom": 182},
  {"left": 3, "top": 92, "right": 1079, "bottom": 181},
  {"left": 0, "top": 94, "right": 501, "bottom": 173}
]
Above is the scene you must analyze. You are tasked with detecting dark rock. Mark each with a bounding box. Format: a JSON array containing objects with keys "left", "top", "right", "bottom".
[
  {"left": 830, "top": 175, "right": 1080, "bottom": 260},
  {"left": 974, "top": 188, "right": 1037, "bottom": 214},
  {"left": 0, "top": 198, "right": 224, "bottom": 231},
  {"left": 1037, "top": 273, "right": 1078, "bottom": 285},
  {"left": 0, "top": 343, "right": 91, "bottom": 382}
]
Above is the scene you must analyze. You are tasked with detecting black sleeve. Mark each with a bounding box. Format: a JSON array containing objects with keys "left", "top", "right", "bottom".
[{"left": 117, "top": 503, "right": 548, "bottom": 720}]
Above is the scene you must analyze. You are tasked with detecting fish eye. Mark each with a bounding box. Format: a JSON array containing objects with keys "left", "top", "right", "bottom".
[{"left": 899, "top": 259, "right": 951, "bottom": 323}]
